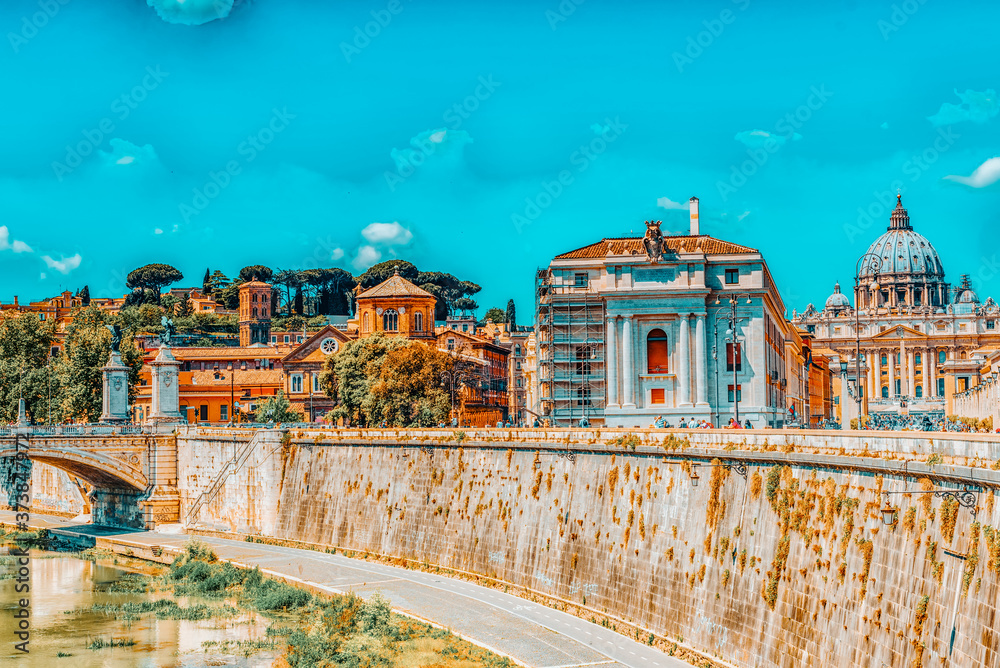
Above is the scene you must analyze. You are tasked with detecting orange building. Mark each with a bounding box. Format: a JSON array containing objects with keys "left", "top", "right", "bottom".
[
  {"left": 354, "top": 269, "right": 436, "bottom": 340},
  {"left": 280, "top": 325, "right": 353, "bottom": 421},
  {"left": 239, "top": 280, "right": 272, "bottom": 346}
]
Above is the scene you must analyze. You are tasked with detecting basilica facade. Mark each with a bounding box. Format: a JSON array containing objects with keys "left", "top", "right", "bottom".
[
  {"left": 536, "top": 199, "right": 794, "bottom": 428},
  {"left": 793, "top": 195, "right": 1000, "bottom": 422}
]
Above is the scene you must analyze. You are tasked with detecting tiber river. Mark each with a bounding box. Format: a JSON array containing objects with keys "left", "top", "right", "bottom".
[{"left": 0, "top": 548, "right": 277, "bottom": 667}]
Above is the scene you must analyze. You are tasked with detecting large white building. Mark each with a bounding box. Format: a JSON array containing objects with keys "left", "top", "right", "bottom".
[
  {"left": 794, "top": 194, "right": 1000, "bottom": 422},
  {"left": 535, "top": 199, "right": 793, "bottom": 428}
]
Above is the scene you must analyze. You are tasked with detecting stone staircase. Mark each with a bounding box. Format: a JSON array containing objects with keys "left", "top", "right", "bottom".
[{"left": 185, "top": 430, "right": 267, "bottom": 525}]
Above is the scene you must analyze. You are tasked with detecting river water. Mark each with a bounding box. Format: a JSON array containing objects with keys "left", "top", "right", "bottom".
[{"left": 0, "top": 548, "right": 278, "bottom": 667}]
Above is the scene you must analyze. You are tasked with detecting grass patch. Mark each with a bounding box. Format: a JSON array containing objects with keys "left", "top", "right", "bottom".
[{"left": 87, "top": 636, "right": 136, "bottom": 650}]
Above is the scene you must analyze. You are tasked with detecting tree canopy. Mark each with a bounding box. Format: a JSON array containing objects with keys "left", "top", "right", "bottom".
[
  {"left": 125, "top": 264, "right": 183, "bottom": 304},
  {"left": 483, "top": 307, "right": 505, "bottom": 323},
  {"left": 356, "top": 260, "right": 419, "bottom": 288},
  {"left": 238, "top": 265, "right": 274, "bottom": 284},
  {"left": 253, "top": 390, "right": 302, "bottom": 423},
  {"left": 321, "top": 332, "right": 453, "bottom": 427}
]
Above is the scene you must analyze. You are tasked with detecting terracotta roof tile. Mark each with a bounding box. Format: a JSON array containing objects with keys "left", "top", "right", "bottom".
[
  {"left": 356, "top": 274, "right": 435, "bottom": 299},
  {"left": 555, "top": 235, "right": 758, "bottom": 259}
]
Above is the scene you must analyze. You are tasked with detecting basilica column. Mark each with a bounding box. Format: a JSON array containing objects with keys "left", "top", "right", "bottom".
[
  {"left": 922, "top": 348, "right": 930, "bottom": 398},
  {"left": 678, "top": 314, "right": 692, "bottom": 407},
  {"left": 887, "top": 349, "right": 896, "bottom": 397},
  {"left": 907, "top": 350, "right": 915, "bottom": 399},
  {"left": 867, "top": 352, "right": 877, "bottom": 402},
  {"left": 622, "top": 316, "right": 635, "bottom": 408},
  {"left": 695, "top": 314, "right": 709, "bottom": 406},
  {"left": 606, "top": 316, "right": 619, "bottom": 408},
  {"left": 899, "top": 338, "right": 908, "bottom": 396}
]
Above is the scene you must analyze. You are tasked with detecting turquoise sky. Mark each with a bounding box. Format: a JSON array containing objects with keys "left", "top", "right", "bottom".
[{"left": 0, "top": 0, "right": 997, "bottom": 317}]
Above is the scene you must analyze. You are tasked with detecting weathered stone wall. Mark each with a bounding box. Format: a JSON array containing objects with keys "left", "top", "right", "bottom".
[
  {"left": 172, "top": 428, "right": 1000, "bottom": 668},
  {"left": 0, "top": 458, "right": 84, "bottom": 517}
]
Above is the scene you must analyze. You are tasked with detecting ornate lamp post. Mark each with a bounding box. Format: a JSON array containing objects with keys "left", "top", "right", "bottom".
[
  {"left": 880, "top": 487, "right": 978, "bottom": 526},
  {"left": 716, "top": 294, "right": 752, "bottom": 425},
  {"left": 854, "top": 252, "right": 882, "bottom": 425}
]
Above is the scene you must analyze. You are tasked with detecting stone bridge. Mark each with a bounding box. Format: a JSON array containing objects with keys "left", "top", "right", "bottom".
[{"left": 0, "top": 426, "right": 178, "bottom": 527}]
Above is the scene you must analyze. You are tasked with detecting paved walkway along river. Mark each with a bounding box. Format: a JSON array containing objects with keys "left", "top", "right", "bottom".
[{"left": 2, "top": 512, "right": 690, "bottom": 668}]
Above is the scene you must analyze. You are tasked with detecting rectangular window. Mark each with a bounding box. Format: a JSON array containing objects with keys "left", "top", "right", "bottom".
[
  {"left": 576, "top": 386, "right": 592, "bottom": 406},
  {"left": 650, "top": 388, "right": 665, "bottom": 404},
  {"left": 271, "top": 336, "right": 277, "bottom": 343},
  {"left": 881, "top": 354, "right": 887, "bottom": 365},
  {"left": 291, "top": 374, "right": 303, "bottom": 393},
  {"left": 727, "top": 384, "right": 742, "bottom": 402},
  {"left": 989, "top": 320, "right": 996, "bottom": 330},
  {"left": 199, "top": 405, "right": 208, "bottom": 421},
  {"left": 726, "top": 342, "right": 742, "bottom": 372},
  {"left": 283, "top": 335, "right": 290, "bottom": 343},
  {"left": 725, "top": 268, "right": 739, "bottom": 285},
  {"left": 937, "top": 378, "right": 945, "bottom": 396},
  {"left": 915, "top": 353, "right": 921, "bottom": 365},
  {"left": 312, "top": 374, "right": 321, "bottom": 392},
  {"left": 895, "top": 379, "right": 901, "bottom": 395},
  {"left": 574, "top": 273, "right": 588, "bottom": 287},
  {"left": 447, "top": 338, "right": 455, "bottom": 351},
  {"left": 220, "top": 404, "right": 229, "bottom": 421}
]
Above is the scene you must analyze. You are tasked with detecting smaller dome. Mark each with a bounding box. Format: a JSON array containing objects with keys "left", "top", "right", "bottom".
[
  {"left": 825, "top": 282, "right": 851, "bottom": 310},
  {"left": 954, "top": 274, "right": 979, "bottom": 304}
]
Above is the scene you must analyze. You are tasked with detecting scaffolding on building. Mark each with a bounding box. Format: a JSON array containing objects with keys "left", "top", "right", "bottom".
[{"left": 535, "top": 268, "right": 606, "bottom": 426}]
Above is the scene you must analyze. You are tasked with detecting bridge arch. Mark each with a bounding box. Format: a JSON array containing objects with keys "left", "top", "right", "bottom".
[{"left": 0, "top": 444, "right": 147, "bottom": 491}]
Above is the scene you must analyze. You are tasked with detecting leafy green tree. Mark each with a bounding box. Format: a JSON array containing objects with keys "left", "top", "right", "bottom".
[
  {"left": 52, "top": 306, "right": 143, "bottom": 422},
  {"left": 321, "top": 332, "right": 410, "bottom": 426},
  {"left": 160, "top": 294, "right": 181, "bottom": 315},
  {"left": 273, "top": 269, "right": 302, "bottom": 315},
  {"left": 0, "top": 311, "right": 58, "bottom": 423},
  {"left": 238, "top": 265, "right": 273, "bottom": 284},
  {"left": 367, "top": 342, "right": 453, "bottom": 427},
  {"left": 206, "top": 270, "right": 231, "bottom": 298},
  {"left": 125, "top": 263, "right": 183, "bottom": 304},
  {"left": 177, "top": 293, "right": 194, "bottom": 317},
  {"left": 77, "top": 285, "right": 91, "bottom": 306},
  {"left": 483, "top": 307, "right": 505, "bottom": 324},
  {"left": 453, "top": 297, "right": 478, "bottom": 316},
  {"left": 505, "top": 299, "right": 516, "bottom": 329},
  {"left": 253, "top": 390, "right": 302, "bottom": 423},
  {"left": 219, "top": 283, "right": 241, "bottom": 310},
  {"left": 356, "top": 260, "right": 419, "bottom": 288}
]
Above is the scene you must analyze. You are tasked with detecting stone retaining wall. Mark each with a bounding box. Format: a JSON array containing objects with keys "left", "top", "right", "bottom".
[{"left": 172, "top": 428, "right": 1000, "bottom": 668}]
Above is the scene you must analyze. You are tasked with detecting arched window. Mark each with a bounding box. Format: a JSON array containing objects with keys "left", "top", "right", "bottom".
[
  {"left": 363, "top": 312, "right": 370, "bottom": 332},
  {"left": 414, "top": 312, "right": 423, "bottom": 332},
  {"left": 881, "top": 386, "right": 889, "bottom": 398},
  {"left": 647, "top": 329, "right": 669, "bottom": 373},
  {"left": 383, "top": 309, "right": 399, "bottom": 331},
  {"left": 252, "top": 307, "right": 258, "bottom": 318},
  {"left": 915, "top": 385, "right": 923, "bottom": 398},
  {"left": 252, "top": 294, "right": 258, "bottom": 302}
]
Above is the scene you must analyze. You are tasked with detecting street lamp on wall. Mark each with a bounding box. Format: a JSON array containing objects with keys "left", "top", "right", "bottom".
[
  {"left": 715, "top": 293, "right": 752, "bottom": 425},
  {"left": 854, "top": 252, "right": 882, "bottom": 424}
]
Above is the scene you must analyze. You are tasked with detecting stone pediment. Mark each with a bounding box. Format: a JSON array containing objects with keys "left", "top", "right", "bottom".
[
  {"left": 281, "top": 325, "right": 352, "bottom": 364},
  {"left": 871, "top": 324, "right": 925, "bottom": 341}
]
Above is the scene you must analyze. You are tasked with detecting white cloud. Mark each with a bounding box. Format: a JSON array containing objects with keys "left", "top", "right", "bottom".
[
  {"left": 738, "top": 210, "right": 750, "bottom": 221},
  {"left": 352, "top": 245, "right": 382, "bottom": 270},
  {"left": 0, "top": 226, "right": 32, "bottom": 253},
  {"left": 656, "top": 197, "right": 690, "bottom": 211},
  {"left": 146, "top": 0, "right": 234, "bottom": 25},
  {"left": 330, "top": 247, "right": 345, "bottom": 260},
  {"left": 154, "top": 228, "right": 164, "bottom": 235},
  {"left": 944, "top": 157, "right": 1000, "bottom": 188},
  {"left": 361, "top": 221, "right": 413, "bottom": 246},
  {"left": 39, "top": 272, "right": 46, "bottom": 280},
  {"left": 928, "top": 89, "right": 998, "bottom": 126},
  {"left": 41, "top": 254, "right": 82, "bottom": 275},
  {"left": 734, "top": 129, "right": 801, "bottom": 148}
]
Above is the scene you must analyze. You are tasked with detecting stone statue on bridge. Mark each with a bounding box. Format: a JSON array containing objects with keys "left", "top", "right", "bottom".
[
  {"left": 107, "top": 324, "right": 122, "bottom": 353},
  {"left": 160, "top": 316, "right": 176, "bottom": 347}
]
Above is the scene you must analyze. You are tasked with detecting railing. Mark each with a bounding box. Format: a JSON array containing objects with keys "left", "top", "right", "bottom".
[
  {"left": 186, "top": 430, "right": 267, "bottom": 524},
  {"left": 0, "top": 424, "right": 150, "bottom": 437}
]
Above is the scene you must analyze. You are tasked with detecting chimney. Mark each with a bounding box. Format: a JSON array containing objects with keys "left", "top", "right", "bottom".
[{"left": 689, "top": 196, "right": 700, "bottom": 236}]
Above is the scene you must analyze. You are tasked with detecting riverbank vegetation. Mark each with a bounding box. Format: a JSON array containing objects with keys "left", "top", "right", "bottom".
[{"left": 85, "top": 540, "right": 512, "bottom": 667}]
